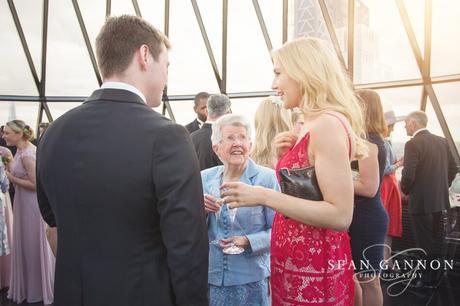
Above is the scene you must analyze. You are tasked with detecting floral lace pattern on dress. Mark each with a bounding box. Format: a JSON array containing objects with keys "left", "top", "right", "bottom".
[{"left": 271, "top": 132, "right": 354, "bottom": 306}]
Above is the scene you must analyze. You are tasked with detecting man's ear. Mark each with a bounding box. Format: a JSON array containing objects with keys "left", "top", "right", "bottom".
[{"left": 139, "top": 44, "right": 150, "bottom": 70}]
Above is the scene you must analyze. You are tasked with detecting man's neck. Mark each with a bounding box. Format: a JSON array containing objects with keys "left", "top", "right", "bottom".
[{"left": 413, "top": 127, "right": 428, "bottom": 137}]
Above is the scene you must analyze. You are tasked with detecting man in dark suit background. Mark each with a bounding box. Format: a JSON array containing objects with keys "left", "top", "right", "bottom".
[
  {"left": 36, "top": 16, "right": 208, "bottom": 306},
  {"left": 401, "top": 110, "right": 458, "bottom": 285},
  {"left": 191, "top": 94, "right": 231, "bottom": 170},
  {"left": 185, "top": 92, "right": 209, "bottom": 133}
]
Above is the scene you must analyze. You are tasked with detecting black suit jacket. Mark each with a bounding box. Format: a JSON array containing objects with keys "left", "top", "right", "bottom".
[
  {"left": 401, "top": 130, "right": 458, "bottom": 214},
  {"left": 185, "top": 119, "right": 200, "bottom": 133},
  {"left": 190, "top": 123, "right": 222, "bottom": 171},
  {"left": 36, "top": 89, "right": 208, "bottom": 306}
]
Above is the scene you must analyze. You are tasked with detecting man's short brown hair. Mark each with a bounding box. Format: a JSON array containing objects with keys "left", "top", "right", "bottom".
[{"left": 95, "top": 15, "right": 170, "bottom": 78}]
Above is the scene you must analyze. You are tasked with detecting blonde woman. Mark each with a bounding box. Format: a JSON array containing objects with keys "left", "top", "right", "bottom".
[
  {"left": 251, "top": 98, "right": 292, "bottom": 169},
  {"left": 221, "top": 37, "right": 367, "bottom": 305},
  {"left": 3, "top": 120, "right": 54, "bottom": 305}
]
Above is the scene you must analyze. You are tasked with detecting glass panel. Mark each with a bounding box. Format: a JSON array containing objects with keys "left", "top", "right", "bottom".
[
  {"left": 290, "top": 0, "right": 335, "bottom": 51},
  {"left": 325, "top": 0, "right": 348, "bottom": 61},
  {"left": 167, "top": 0, "right": 220, "bottom": 95},
  {"left": 375, "top": 86, "right": 423, "bottom": 158},
  {"left": 137, "top": 0, "right": 165, "bottom": 31},
  {"left": 46, "top": 102, "right": 82, "bottom": 120},
  {"left": 0, "top": 102, "right": 39, "bottom": 129},
  {"left": 258, "top": 0, "right": 284, "bottom": 50},
  {"left": 432, "top": 82, "right": 460, "bottom": 153},
  {"left": 196, "top": 0, "right": 222, "bottom": 72},
  {"left": 46, "top": 0, "right": 99, "bottom": 96},
  {"left": 78, "top": 0, "right": 106, "bottom": 46},
  {"left": 425, "top": 96, "right": 446, "bottom": 138},
  {"left": 431, "top": 0, "right": 460, "bottom": 76},
  {"left": 14, "top": 0, "right": 43, "bottom": 77},
  {"left": 354, "top": 0, "right": 420, "bottom": 84},
  {"left": 227, "top": 1, "right": 275, "bottom": 92},
  {"left": 0, "top": 1, "right": 38, "bottom": 95},
  {"left": 111, "top": 0, "right": 136, "bottom": 16},
  {"left": 169, "top": 100, "right": 196, "bottom": 126}
]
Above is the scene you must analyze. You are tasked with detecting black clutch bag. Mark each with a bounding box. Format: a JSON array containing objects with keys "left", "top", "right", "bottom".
[{"left": 278, "top": 166, "right": 323, "bottom": 201}]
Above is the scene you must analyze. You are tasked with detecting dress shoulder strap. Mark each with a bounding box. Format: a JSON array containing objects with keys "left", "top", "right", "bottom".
[{"left": 323, "top": 112, "right": 352, "bottom": 159}]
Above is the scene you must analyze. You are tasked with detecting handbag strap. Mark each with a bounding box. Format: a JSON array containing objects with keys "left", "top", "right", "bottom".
[{"left": 324, "top": 112, "right": 352, "bottom": 159}]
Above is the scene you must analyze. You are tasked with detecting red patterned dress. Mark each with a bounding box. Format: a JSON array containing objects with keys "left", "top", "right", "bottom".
[{"left": 271, "top": 131, "right": 354, "bottom": 306}]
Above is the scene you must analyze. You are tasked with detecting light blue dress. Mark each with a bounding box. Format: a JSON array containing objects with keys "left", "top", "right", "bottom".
[{"left": 201, "top": 159, "right": 279, "bottom": 306}]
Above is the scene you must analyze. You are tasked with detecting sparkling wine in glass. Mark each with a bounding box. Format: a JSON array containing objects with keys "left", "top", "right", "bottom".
[{"left": 222, "top": 204, "right": 244, "bottom": 255}]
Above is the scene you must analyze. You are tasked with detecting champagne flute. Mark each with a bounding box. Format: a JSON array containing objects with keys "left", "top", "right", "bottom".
[
  {"left": 221, "top": 192, "right": 244, "bottom": 255},
  {"left": 208, "top": 182, "right": 224, "bottom": 246}
]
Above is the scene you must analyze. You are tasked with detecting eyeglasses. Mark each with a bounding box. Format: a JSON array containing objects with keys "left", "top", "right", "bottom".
[{"left": 220, "top": 134, "right": 249, "bottom": 144}]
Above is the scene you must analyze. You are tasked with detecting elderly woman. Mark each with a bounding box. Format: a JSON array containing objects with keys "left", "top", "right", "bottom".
[{"left": 201, "top": 114, "right": 278, "bottom": 306}]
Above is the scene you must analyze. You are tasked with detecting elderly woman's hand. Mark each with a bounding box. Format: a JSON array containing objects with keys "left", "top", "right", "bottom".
[
  {"left": 220, "top": 182, "right": 267, "bottom": 208},
  {"left": 219, "top": 236, "right": 250, "bottom": 250},
  {"left": 274, "top": 131, "right": 298, "bottom": 158},
  {"left": 204, "top": 194, "right": 223, "bottom": 214}
]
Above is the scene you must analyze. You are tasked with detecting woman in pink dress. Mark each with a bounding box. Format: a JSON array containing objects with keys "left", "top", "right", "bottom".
[
  {"left": 222, "top": 38, "right": 368, "bottom": 305},
  {"left": 3, "top": 120, "right": 54, "bottom": 305}
]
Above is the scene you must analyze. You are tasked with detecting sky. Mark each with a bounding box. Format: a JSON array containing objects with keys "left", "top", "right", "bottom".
[{"left": 0, "top": 0, "right": 459, "bottom": 151}]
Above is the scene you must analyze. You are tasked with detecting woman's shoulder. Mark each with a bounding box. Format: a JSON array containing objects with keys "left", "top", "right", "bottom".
[
  {"left": 310, "top": 111, "right": 351, "bottom": 142},
  {"left": 19, "top": 145, "right": 37, "bottom": 160}
]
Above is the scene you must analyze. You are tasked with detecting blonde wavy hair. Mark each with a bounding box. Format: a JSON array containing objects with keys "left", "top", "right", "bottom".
[
  {"left": 271, "top": 37, "right": 367, "bottom": 160},
  {"left": 251, "top": 98, "right": 292, "bottom": 168}
]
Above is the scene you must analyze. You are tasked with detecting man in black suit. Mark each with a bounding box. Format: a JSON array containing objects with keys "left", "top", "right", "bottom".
[
  {"left": 191, "top": 94, "right": 231, "bottom": 170},
  {"left": 401, "top": 111, "right": 458, "bottom": 284},
  {"left": 185, "top": 92, "right": 209, "bottom": 133},
  {"left": 36, "top": 16, "right": 208, "bottom": 306}
]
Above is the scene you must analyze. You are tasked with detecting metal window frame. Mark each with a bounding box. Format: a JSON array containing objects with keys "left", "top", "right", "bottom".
[{"left": 2, "top": 0, "right": 459, "bottom": 166}]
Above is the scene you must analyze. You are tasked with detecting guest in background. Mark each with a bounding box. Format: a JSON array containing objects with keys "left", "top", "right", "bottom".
[
  {"left": 350, "top": 90, "right": 388, "bottom": 306},
  {"left": 202, "top": 114, "right": 277, "bottom": 306},
  {"left": 2, "top": 120, "right": 54, "bottom": 305},
  {"left": 401, "top": 110, "right": 458, "bottom": 287},
  {"left": 191, "top": 94, "right": 231, "bottom": 170},
  {"left": 251, "top": 98, "right": 292, "bottom": 169},
  {"left": 380, "top": 111, "right": 404, "bottom": 266},
  {"left": 185, "top": 91, "right": 210, "bottom": 133}
]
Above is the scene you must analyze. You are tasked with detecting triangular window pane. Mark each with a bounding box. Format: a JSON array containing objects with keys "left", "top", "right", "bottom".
[
  {"left": 46, "top": 0, "right": 99, "bottom": 96},
  {"left": 167, "top": 0, "right": 220, "bottom": 95},
  {"left": 0, "top": 1, "right": 38, "bottom": 95},
  {"left": 354, "top": 0, "right": 421, "bottom": 84}
]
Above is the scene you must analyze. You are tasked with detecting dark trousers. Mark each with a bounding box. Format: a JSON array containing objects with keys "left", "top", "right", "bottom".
[
  {"left": 410, "top": 210, "right": 454, "bottom": 283},
  {"left": 411, "top": 212, "right": 445, "bottom": 258}
]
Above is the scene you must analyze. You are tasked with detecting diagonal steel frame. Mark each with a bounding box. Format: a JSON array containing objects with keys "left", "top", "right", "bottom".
[
  {"left": 347, "top": 0, "right": 355, "bottom": 81},
  {"left": 106, "top": 0, "right": 111, "bottom": 18},
  {"left": 318, "top": 0, "right": 347, "bottom": 72},
  {"left": 6, "top": 0, "right": 40, "bottom": 94},
  {"left": 252, "top": 0, "right": 273, "bottom": 53},
  {"left": 72, "top": 0, "right": 103, "bottom": 86},
  {"left": 190, "top": 0, "right": 223, "bottom": 93},
  {"left": 396, "top": 0, "right": 459, "bottom": 165},
  {"left": 132, "top": 0, "right": 142, "bottom": 17}
]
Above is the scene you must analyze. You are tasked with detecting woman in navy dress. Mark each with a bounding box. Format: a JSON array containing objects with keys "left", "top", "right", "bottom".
[{"left": 350, "top": 90, "right": 388, "bottom": 306}]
